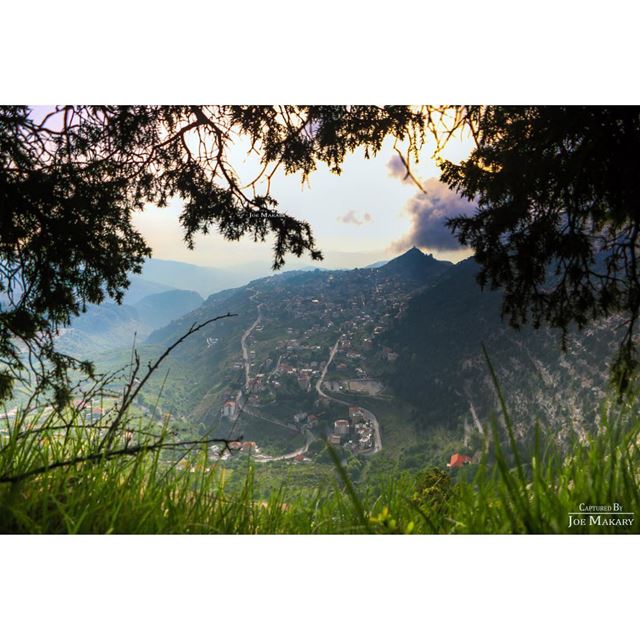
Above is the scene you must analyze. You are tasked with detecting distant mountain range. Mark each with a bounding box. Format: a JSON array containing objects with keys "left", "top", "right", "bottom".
[
  {"left": 58, "top": 256, "right": 288, "bottom": 354},
  {"left": 122, "top": 276, "right": 175, "bottom": 305},
  {"left": 132, "top": 258, "right": 331, "bottom": 299},
  {"left": 135, "top": 259, "right": 249, "bottom": 298},
  {"left": 58, "top": 288, "right": 204, "bottom": 354}
]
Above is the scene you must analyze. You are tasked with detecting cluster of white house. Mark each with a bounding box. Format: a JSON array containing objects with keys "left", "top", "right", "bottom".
[{"left": 328, "top": 406, "right": 374, "bottom": 451}]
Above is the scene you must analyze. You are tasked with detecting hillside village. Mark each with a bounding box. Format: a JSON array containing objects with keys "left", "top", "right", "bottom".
[{"left": 211, "top": 257, "right": 430, "bottom": 459}]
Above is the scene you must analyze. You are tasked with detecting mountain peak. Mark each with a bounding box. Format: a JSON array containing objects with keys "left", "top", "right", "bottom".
[{"left": 381, "top": 246, "right": 452, "bottom": 281}]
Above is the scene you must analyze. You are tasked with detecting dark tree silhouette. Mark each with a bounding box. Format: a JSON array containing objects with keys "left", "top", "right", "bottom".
[{"left": 440, "top": 106, "right": 640, "bottom": 392}]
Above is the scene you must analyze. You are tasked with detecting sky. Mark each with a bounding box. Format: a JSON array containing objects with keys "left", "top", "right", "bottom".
[{"left": 131, "top": 124, "right": 477, "bottom": 271}]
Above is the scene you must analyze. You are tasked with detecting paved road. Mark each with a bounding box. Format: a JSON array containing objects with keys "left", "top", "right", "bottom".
[
  {"left": 315, "top": 336, "right": 383, "bottom": 454},
  {"left": 242, "top": 400, "right": 318, "bottom": 462},
  {"left": 315, "top": 338, "right": 341, "bottom": 400},
  {"left": 243, "top": 405, "right": 298, "bottom": 433},
  {"left": 241, "top": 300, "right": 262, "bottom": 390},
  {"left": 237, "top": 299, "right": 317, "bottom": 461},
  {"left": 254, "top": 426, "right": 316, "bottom": 463},
  {"left": 239, "top": 316, "right": 381, "bottom": 460}
]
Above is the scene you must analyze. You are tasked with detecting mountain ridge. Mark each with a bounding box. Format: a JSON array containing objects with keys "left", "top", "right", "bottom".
[
  {"left": 380, "top": 246, "right": 452, "bottom": 282},
  {"left": 58, "top": 288, "right": 204, "bottom": 355}
]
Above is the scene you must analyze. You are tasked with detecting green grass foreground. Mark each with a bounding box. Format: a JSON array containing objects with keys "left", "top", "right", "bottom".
[{"left": 0, "top": 401, "right": 639, "bottom": 534}]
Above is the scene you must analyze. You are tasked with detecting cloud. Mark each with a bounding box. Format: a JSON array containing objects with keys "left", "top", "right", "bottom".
[
  {"left": 337, "top": 210, "right": 373, "bottom": 225},
  {"left": 387, "top": 154, "right": 410, "bottom": 181},
  {"left": 391, "top": 178, "right": 476, "bottom": 252}
]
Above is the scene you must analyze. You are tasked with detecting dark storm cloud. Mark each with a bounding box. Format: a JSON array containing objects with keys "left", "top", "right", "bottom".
[
  {"left": 337, "top": 210, "right": 373, "bottom": 225},
  {"left": 392, "top": 178, "right": 476, "bottom": 252}
]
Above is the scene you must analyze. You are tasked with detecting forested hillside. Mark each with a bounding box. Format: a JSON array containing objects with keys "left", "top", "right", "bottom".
[{"left": 383, "top": 257, "right": 619, "bottom": 443}]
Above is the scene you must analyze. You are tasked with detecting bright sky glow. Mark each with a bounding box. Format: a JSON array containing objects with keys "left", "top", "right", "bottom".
[{"left": 121, "top": 119, "right": 471, "bottom": 271}]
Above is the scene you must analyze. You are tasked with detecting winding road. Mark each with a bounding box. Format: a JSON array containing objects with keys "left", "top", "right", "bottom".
[
  {"left": 241, "top": 299, "right": 263, "bottom": 390},
  {"left": 237, "top": 298, "right": 317, "bottom": 462},
  {"left": 315, "top": 337, "right": 383, "bottom": 454},
  {"left": 253, "top": 426, "right": 315, "bottom": 463},
  {"left": 237, "top": 309, "right": 382, "bottom": 462},
  {"left": 315, "top": 338, "right": 341, "bottom": 400}
]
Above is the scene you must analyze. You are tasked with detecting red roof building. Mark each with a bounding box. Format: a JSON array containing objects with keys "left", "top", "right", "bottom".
[{"left": 447, "top": 453, "right": 472, "bottom": 468}]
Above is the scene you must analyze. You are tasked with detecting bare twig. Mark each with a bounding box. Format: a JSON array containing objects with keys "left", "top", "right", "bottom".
[
  {"left": 99, "top": 312, "right": 237, "bottom": 450},
  {"left": 0, "top": 436, "right": 236, "bottom": 485}
]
